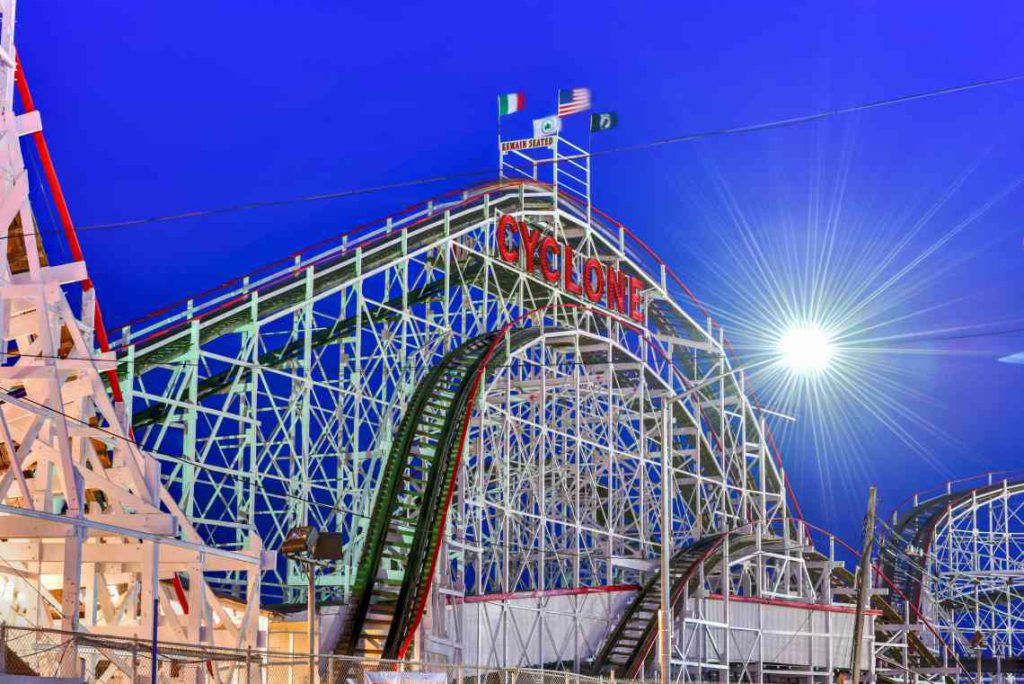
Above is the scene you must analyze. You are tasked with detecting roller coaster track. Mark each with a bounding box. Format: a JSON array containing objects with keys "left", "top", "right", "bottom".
[
  {"left": 331, "top": 312, "right": 754, "bottom": 661},
  {"left": 336, "top": 328, "right": 545, "bottom": 658},
  {"left": 877, "top": 474, "right": 1024, "bottom": 675},
  {"left": 589, "top": 519, "right": 954, "bottom": 681},
  {"left": 589, "top": 530, "right": 749, "bottom": 677},
  {"left": 334, "top": 318, "right": 678, "bottom": 659},
  {"left": 117, "top": 184, "right": 521, "bottom": 375},
  {"left": 800, "top": 516, "right": 963, "bottom": 681},
  {"left": 115, "top": 178, "right": 796, "bottom": 667},
  {"left": 830, "top": 561, "right": 944, "bottom": 679},
  {"left": 128, "top": 263, "right": 483, "bottom": 427},
  {"left": 117, "top": 179, "right": 742, "bottom": 440},
  {"left": 338, "top": 331, "right": 491, "bottom": 657},
  {"left": 116, "top": 179, "right": 783, "bottom": 515},
  {"left": 881, "top": 474, "right": 1024, "bottom": 612}
]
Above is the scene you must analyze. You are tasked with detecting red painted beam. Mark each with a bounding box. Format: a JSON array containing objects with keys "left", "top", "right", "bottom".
[
  {"left": 703, "top": 592, "right": 883, "bottom": 617},
  {"left": 14, "top": 56, "right": 123, "bottom": 402}
]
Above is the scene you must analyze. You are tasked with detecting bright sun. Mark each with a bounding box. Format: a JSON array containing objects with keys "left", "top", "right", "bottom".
[{"left": 778, "top": 324, "right": 834, "bottom": 374}]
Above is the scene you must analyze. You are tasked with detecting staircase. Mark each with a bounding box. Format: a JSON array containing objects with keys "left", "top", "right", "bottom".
[{"left": 590, "top": 532, "right": 733, "bottom": 676}]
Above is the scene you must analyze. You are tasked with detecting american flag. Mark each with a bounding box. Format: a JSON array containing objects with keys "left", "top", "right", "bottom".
[{"left": 557, "top": 88, "right": 591, "bottom": 117}]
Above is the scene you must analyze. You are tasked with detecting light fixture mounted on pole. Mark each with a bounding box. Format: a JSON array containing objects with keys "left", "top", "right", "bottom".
[{"left": 283, "top": 526, "right": 343, "bottom": 684}]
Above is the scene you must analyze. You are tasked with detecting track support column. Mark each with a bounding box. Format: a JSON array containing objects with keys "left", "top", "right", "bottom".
[{"left": 659, "top": 403, "right": 672, "bottom": 683}]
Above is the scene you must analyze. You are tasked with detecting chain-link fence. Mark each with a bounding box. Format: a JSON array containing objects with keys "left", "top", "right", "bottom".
[{"left": 0, "top": 625, "right": 639, "bottom": 684}]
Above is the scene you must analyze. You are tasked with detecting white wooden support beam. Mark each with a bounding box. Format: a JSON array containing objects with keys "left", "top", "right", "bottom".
[
  {"left": 0, "top": 512, "right": 176, "bottom": 537},
  {"left": 10, "top": 261, "right": 88, "bottom": 286},
  {"left": 14, "top": 110, "right": 41, "bottom": 136},
  {"left": 877, "top": 624, "right": 928, "bottom": 633},
  {"left": 59, "top": 523, "right": 83, "bottom": 674},
  {"left": 833, "top": 586, "right": 889, "bottom": 597},
  {"left": 658, "top": 332, "right": 719, "bottom": 354}
]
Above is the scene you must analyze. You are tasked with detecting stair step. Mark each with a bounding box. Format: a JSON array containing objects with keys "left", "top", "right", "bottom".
[
  {"left": 364, "top": 613, "right": 395, "bottom": 623},
  {"left": 374, "top": 576, "right": 405, "bottom": 587}
]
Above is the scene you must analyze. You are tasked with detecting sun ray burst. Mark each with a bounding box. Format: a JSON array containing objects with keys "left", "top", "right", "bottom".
[{"left": 676, "top": 123, "right": 1024, "bottom": 524}]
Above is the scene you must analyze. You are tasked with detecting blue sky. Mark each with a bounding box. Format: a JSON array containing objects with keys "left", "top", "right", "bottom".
[{"left": 19, "top": 1, "right": 1024, "bottom": 542}]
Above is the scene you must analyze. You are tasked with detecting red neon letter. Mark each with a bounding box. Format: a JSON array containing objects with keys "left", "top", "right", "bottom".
[
  {"left": 629, "top": 277, "right": 645, "bottom": 322},
  {"left": 583, "top": 258, "right": 605, "bottom": 303},
  {"left": 540, "top": 236, "right": 561, "bottom": 283},
  {"left": 606, "top": 265, "right": 627, "bottom": 314},
  {"left": 563, "top": 243, "right": 583, "bottom": 295},
  {"left": 518, "top": 221, "right": 542, "bottom": 275},
  {"left": 497, "top": 215, "right": 519, "bottom": 263}
]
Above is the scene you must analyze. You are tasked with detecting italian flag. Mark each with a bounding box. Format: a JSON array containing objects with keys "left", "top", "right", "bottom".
[{"left": 498, "top": 92, "right": 525, "bottom": 116}]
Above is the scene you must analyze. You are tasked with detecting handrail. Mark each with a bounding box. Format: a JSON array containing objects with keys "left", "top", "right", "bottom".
[{"left": 889, "top": 470, "right": 1024, "bottom": 522}]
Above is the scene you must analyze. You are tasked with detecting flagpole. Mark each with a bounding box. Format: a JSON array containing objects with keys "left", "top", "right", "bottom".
[
  {"left": 497, "top": 98, "right": 503, "bottom": 186},
  {"left": 552, "top": 89, "right": 559, "bottom": 204},
  {"left": 587, "top": 119, "right": 593, "bottom": 226}
]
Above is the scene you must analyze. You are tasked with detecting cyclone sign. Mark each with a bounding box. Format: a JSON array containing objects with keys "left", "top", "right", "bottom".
[{"left": 495, "top": 214, "right": 646, "bottom": 323}]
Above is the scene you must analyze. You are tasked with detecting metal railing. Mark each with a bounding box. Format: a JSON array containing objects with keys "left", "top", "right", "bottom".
[{"left": 0, "top": 624, "right": 642, "bottom": 684}]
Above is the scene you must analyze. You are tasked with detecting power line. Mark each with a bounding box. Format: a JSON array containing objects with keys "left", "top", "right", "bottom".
[
  {"left": 76, "top": 169, "right": 495, "bottom": 232},
  {"left": 63, "top": 71, "right": 1024, "bottom": 234},
  {"left": 588, "top": 72, "right": 1024, "bottom": 159},
  {"left": 884, "top": 325, "right": 1024, "bottom": 344}
]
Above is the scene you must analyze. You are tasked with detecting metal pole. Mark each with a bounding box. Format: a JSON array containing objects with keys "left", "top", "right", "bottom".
[
  {"left": 132, "top": 639, "right": 139, "bottom": 684},
  {"left": 659, "top": 404, "right": 671, "bottom": 683},
  {"left": 657, "top": 610, "right": 668, "bottom": 684},
  {"left": 150, "top": 595, "right": 159, "bottom": 684},
  {"left": 850, "top": 486, "right": 877, "bottom": 684},
  {"left": 150, "top": 542, "right": 160, "bottom": 684},
  {"left": 307, "top": 562, "right": 316, "bottom": 684}
]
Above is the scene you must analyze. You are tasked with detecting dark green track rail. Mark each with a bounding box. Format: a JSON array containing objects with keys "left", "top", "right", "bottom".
[
  {"left": 118, "top": 188, "right": 579, "bottom": 379},
  {"left": 337, "top": 328, "right": 542, "bottom": 658},
  {"left": 129, "top": 264, "right": 483, "bottom": 428}
]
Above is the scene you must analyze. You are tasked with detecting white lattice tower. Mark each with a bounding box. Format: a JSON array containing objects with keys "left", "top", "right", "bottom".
[{"left": 0, "top": 0, "right": 268, "bottom": 672}]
